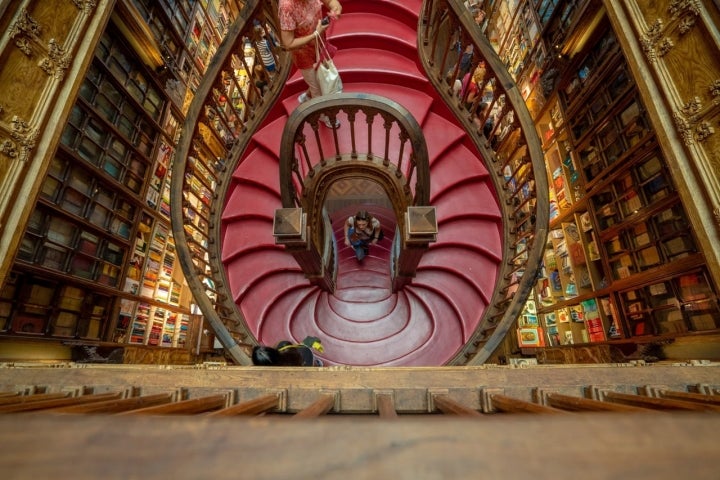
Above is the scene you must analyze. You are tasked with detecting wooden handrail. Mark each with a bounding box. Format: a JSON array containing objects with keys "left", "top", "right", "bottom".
[
  {"left": 418, "top": 0, "right": 549, "bottom": 365},
  {"left": 603, "top": 391, "right": 720, "bottom": 412},
  {"left": 0, "top": 392, "right": 68, "bottom": 406},
  {"left": 171, "top": 1, "right": 290, "bottom": 364},
  {"left": 659, "top": 390, "right": 720, "bottom": 406}
]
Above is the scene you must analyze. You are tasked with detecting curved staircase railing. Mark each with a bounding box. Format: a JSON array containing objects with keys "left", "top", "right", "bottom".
[
  {"left": 171, "top": 0, "right": 548, "bottom": 366},
  {"left": 417, "top": 0, "right": 549, "bottom": 365},
  {"left": 171, "top": 1, "right": 289, "bottom": 364},
  {"left": 275, "top": 93, "right": 435, "bottom": 293}
]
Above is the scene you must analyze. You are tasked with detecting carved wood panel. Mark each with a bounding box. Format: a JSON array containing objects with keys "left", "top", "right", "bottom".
[
  {"left": 625, "top": 1, "right": 720, "bottom": 214},
  {"left": 0, "top": 0, "right": 106, "bottom": 285},
  {"left": 611, "top": 0, "right": 720, "bottom": 285}
]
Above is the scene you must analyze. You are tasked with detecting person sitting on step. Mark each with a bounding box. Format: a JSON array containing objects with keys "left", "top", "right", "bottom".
[{"left": 344, "top": 210, "right": 383, "bottom": 262}]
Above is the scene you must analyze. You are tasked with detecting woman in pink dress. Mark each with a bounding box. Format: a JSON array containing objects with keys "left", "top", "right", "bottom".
[{"left": 279, "top": 0, "right": 342, "bottom": 127}]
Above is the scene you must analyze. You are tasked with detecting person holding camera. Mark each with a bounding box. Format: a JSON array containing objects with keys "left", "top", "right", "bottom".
[
  {"left": 279, "top": 0, "right": 342, "bottom": 128},
  {"left": 344, "top": 210, "right": 383, "bottom": 262}
]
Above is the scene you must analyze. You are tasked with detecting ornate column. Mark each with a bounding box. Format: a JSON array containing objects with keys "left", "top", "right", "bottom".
[
  {"left": 605, "top": 0, "right": 720, "bottom": 287},
  {"left": 0, "top": 0, "right": 115, "bottom": 286}
]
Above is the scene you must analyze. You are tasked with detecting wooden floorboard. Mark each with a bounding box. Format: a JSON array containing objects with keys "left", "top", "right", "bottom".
[{"left": 0, "top": 413, "right": 718, "bottom": 479}]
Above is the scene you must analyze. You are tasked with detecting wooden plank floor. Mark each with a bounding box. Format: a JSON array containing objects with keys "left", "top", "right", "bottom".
[{"left": 0, "top": 413, "right": 718, "bottom": 479}]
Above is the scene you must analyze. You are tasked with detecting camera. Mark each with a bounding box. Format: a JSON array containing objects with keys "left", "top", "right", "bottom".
[{"left": 321, "top": 16, "right": 330, "bottom": 25}]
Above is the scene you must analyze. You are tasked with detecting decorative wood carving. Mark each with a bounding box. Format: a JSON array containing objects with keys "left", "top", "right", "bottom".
[
  {"left": 9, "top": 9, "right": 42, "bottom": 57},
  {"left": 0, "top": 116, "right": 38, "bottom": 163},
  {"left": 40, "top": 39, "right": 72, "bottom": 80},
  {"left": 0, "top": 1, "right": 106, "bottom": 287},
  {"left": 614, "top": 0, "right": 720, "bottom": 286},
  {"left": 72, "top": 0, "right": 98, "bottom": 13}
]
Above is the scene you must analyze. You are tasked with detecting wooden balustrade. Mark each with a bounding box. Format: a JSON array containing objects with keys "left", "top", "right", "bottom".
[
  {"left": 375, "top": 393, "right": 398, "bottom": 418},
  {"left": 292, "top": 393, "right": 337, "bottom": 419},
  {"left": 2, "top": 363, "right": 720, "bottom": 417},
  {"left": 171, "top": 0, "right": 291, "bottom": 364},
  {"left": 0, "top": 392, "right": 69, "bottom": 406},
  {"left": 0, "top": 392, "right": 121, "bottom": 414},
  {"left": 207, "top": 394, "right": 281, "bottom": 417},
  {"left": 278, "top": 94, "right": 435, "bottom": 292},
  {"left": 418, "top": 0, "right": 548, "bottom": 365},
  {"left": 117, "top": 394, "right": 228, "bottom": 416}
]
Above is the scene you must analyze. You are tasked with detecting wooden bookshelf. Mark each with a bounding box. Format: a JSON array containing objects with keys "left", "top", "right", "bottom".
[{"left": 506, "top": 7, "right": 720, "bottom": 349}]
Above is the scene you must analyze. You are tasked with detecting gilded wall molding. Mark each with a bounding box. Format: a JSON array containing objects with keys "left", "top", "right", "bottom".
[
  {"left": 0, "top": 115, "right": 38, "bottom": 163},
  {"left": 640, "top": 1, "right": 700, "bottom": 62},
  {"left": 9, "top": 9, "right": 74, "bottom": 79},
  {"left": 72, "top": 0, "right": 98, "bottom": 13},
  {"left": 40, "top": 38, "right": 72, "bottom": 79},
  {"left": 0, "top": 0, "right": 109, "bottom": 287},
  {"left": 607, "top": 0, "right": 720, "bottom": 287},
  {"left": 673, "top": 81, "right": 720, "bottom": 146},
  {"left": 9, "top": 9, "right": 41, "bottom": 56}
]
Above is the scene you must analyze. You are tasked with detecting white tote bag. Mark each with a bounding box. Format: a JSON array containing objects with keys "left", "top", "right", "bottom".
[{"left": 315, "top": 35, "right": 342, "bottom": 96}]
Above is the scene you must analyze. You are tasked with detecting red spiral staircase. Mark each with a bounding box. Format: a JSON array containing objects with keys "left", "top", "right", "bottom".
[{"left": 220, "top": 0, "right": 503, "bottom": 365}]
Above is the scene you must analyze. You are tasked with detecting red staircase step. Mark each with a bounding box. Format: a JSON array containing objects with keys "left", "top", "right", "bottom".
[
  {"left": 419, "top": 246, "right": 499, "bottom": 304},
  {"left": 386, "top": 287, "right": 465, "bottom": 364},
  {"left": 326, "top": 290, "right": 398, "bottom": 319},
  {"left": 230, "top": 149, "right": 280, "bottom": 191},
  {"left": 429, "top": 146, "right": 490, "bottom": 196},
  {"left": 436, "top": 217, "right": 503, "bottom": 261},
  {"left": 284, "top": 48, "right": 427, "bottom": 92},
  {"left": 406, "top": 271, "right": 488, "bottom": 337},
  {"left": 222, "top": 185, "right": 280, "bottom": 221},
  {"left": 315, "top": 292, "right": 411, "bottom": 342},
  {"left": 295, "top": 292, "right": 433, "bottom": 366},
  {"left": 248, "top": 116, "right": 287, "bottom": 159},
  {"left": 221, "top": 217, "right": 277, "bottom": 261},
  {"left": 258, "top": 287, "right": 319, "bottom": 342},
  {"left": 340, "top": 0, "right": 422, "bottom": 28},
  {"left": 421, "top": 113, "right": 468, "bottom": 162},
  {"left": 225, "top": 249, "right": 300, "bottom": 302},
  {"left": 430, "top": 180, "right": 501, "bottom": 216},
  {"left": 329, "top": 12, "right": 417, "bottom": 57},
  {"left": 241, "top": 274, "right": 313, "bottom": 333}
]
